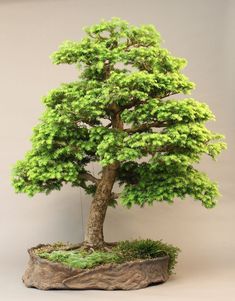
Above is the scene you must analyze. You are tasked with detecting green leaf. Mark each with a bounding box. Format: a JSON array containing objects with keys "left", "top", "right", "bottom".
[{"left": 12, "top": 18, "right": 226, "bottom": 210}]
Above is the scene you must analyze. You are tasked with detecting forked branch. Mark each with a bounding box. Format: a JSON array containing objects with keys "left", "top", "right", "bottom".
[{"left": 81, "top": 173, "right": 101, "bottom": 185}]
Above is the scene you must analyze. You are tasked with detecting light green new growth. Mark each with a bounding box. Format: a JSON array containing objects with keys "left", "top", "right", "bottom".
[{"left": 12, "top": 18, "right": 226, "bottom": 209}]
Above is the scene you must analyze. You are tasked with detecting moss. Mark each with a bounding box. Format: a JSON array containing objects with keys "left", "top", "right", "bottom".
[
  {"left": 114, "top": 239, "right": 180, "bottom": 274},
  {"left": 39, "top": 249, "right": 121, "bottom": 269},
  {"left": 38, "top": 239, "right": 180, "bottom": 274}
]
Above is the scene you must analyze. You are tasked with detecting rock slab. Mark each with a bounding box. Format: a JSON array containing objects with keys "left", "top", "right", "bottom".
[{"left": 23, "top": 245, "right": 169, "bottom": 290}]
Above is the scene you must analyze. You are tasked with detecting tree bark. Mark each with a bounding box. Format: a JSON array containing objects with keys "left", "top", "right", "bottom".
[
  {"left": 84, "top": 111, "right": 123, "bottom": 247},
  {"left": 84, "top": 163, "right": 119, "bottom": 247}
]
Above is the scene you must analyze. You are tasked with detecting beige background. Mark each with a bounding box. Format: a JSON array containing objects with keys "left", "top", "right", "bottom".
[{"left": 0, "top": 0, "right": 234, "bottom": 300}]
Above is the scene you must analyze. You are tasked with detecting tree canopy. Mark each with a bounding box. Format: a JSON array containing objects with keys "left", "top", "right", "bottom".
[{"left": 12, "top": 18, "right": 226, "bottom": 209}]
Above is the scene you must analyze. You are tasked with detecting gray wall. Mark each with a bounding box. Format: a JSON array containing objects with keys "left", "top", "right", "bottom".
[{"left": 0, "top": 0, "right": 234, "bottom": 300}]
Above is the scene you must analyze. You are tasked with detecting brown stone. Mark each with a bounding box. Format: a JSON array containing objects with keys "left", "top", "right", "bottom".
[{"left": 23, "top": 244, "right": 169, "bottom": 290}]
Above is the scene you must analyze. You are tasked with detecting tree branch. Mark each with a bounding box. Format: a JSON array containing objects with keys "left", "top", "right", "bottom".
[
  {"left": 81, "top": 173, "right": 101, "bottom": 185},
  {"left": 118, "top": 91, "right": 179, "bottom": 112},
  {"left": 124, "top": 121, "right": 167, "bottom": 134},
  {"left": 119, "top": 99, "right": 145, "bottom": 111},
  {"left": 160, "top": 92, "right": 178, "bottom": 99}
]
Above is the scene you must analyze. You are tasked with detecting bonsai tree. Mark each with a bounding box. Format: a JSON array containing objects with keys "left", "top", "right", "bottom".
[{"left": 12, "top": 18, "right": 226, "bottom": 249}]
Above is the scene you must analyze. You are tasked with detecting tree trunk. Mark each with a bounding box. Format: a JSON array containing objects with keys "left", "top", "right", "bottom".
[
  {"left": 84, "top": 109, "right": 123, "bottom": 247},
  {"left": 84, "top": 163, "right": 119, "bottom": 247}
]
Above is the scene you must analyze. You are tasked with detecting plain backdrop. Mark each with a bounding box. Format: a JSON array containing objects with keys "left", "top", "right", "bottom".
[{"left": 0, "top": 0, "right": 234, "bottom": 300}]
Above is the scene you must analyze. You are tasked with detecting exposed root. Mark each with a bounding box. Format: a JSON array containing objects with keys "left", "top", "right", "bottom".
[
  {"left": 79, "top": 241, "right": 118, "bottom": 252},
  {"left": 33, "top": 241, "right": 119, "bottom": 255}
]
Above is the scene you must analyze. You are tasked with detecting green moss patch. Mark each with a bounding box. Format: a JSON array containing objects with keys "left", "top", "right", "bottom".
[{"left": 38, "top": 239, "right": 180, "bottom": 274}]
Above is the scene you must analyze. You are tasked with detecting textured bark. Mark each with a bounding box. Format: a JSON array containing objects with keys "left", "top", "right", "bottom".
[
  {"left": 23, "top": 245, "right": 169, "bottom": 290},
  {"left": 85, "top": 163, "right": 119, "bottom": 246},
  {"left": 84, "top": 111, "right": 123, "bottom": 247}
]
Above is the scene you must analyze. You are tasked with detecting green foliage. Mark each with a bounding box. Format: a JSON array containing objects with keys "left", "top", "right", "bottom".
[
  {"left": 119, "top": 164, "right": 220, "bottom": 208},
  {"left": 38, "top": 239, "right": 180, "bottom": 274},
  {"left": 12, "top": 17, "right": 226, "bottom": 209},
  {"left": 39, "top": 249, "right": 121, "bottom": 269},
  {"left": 121, "top": 98, "right": 215, "bottom": 124},
  {"left": 114, "top": 239, "right": 180, "bottom": 274}
]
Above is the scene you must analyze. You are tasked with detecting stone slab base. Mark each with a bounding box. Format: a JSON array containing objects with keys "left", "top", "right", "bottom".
[{"left": 23, "top": 244, "right": 169, "bottom": 290}]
